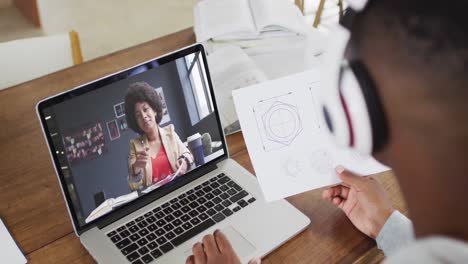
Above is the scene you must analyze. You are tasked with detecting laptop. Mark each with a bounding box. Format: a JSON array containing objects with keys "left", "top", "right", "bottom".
[{"left": 36, "top": 44, "right": 310, "bottom": 263}]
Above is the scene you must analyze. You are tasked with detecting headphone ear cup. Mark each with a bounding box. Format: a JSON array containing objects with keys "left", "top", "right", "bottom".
[
  {"left": 339, "top": 65, "right": 372, "bottom": 153},
  {"left": 319, "top": 25, "right": 353, "bottom": 148},
  {"left": 321, "top": 94, "right": 351, "bottom": 148},
  {"left": 348, "top": 61, "right": 388, "bottom": 153}
]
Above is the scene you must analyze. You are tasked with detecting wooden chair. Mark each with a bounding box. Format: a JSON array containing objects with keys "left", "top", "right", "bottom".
[
  {"left": 295, "top": 0, "right": 344, "bottom": 28},
  {"left": 0, "top": 30, "right": 83, "bottom": 90},
  {"left": 313, "top": 0, "right": 344, "bottom": 27}
]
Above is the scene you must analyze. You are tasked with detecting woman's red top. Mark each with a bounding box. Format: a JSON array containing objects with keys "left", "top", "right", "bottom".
[{"left": 151, "top": 144, "right": 174, "bottom": 183}]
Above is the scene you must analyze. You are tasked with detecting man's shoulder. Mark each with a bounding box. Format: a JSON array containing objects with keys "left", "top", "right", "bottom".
[{"left": 384, "top": 236, "right": 468, "bottom": 264}]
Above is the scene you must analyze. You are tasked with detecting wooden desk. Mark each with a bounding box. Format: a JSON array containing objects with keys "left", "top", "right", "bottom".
[{"left": 0, "top": 28, "right": 407, "bottom": 263}]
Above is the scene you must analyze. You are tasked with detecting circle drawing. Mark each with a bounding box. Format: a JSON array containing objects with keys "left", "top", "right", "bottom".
[
  {"left": 261, "top": 101, "right": 302, "bottom": 145},
  {"left": 269, "top": 108, "right": 297, "bottom": 139},
  {"left": 285, "top": 156, "right": 309, "bottom": 177},
  {"left": 309, "top": 149, "right": 333, "bottom": 174}
]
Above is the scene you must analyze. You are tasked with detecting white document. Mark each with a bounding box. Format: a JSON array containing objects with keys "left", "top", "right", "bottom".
[
  {"left": 208, "top": 45, "right": 267, "bottom": 134},
  {"left": 233, "top": 69, "right": 389, "bottom": 201},
  {"left": 0, "top": 219, "right": 26, "bottom": 264}
]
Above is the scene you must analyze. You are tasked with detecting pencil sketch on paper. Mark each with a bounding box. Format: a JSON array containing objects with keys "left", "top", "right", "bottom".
[
  {"left": 284, "top": 148, "right": 333, "bottom": 179},
  {"left": 309, "top": 148, "right": 333, "bottom": 174},
  {"left": 233, "top": 69, "right": 390, "bottom": 201},
  {"left": 253, "top": 92, "right": 303, "bottom": 152},
  {"left": 284, "top": 156, "right": 311, "bottom": 184}
]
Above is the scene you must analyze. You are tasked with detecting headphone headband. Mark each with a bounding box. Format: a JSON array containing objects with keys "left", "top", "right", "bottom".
[{"left": 318, "top": 6, "right": 388, "bottom": 154}]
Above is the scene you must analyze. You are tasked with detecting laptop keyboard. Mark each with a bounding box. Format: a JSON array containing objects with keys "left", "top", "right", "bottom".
[{"left": 106, "top": 173, "right": 256, "bottom": 264}]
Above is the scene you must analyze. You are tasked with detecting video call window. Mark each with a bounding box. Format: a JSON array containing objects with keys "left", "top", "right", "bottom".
[{"left": 43, "top": 51, "right": 224, "bottom": 226}]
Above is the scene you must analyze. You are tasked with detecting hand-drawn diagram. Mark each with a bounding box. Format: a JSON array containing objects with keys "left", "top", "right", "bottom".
[
  {"left": 284, "top": 149, "right": 334, "bottom": 182},
  {"left": 309, "top": 148, "right": 334, "bottom": 174},
  {"left": 285, "top": 156, "right": 309, "bottom": 178},
  {"left": 254, "top": 92, "right": 303, "bottom": 152}
]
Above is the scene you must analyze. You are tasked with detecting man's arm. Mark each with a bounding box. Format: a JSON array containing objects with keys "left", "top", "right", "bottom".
[
  {"left": 322, "top": 166, "right": 414, "bottom": 256},
  {"left": 376, "top": 210, "right": 414, "bottom": 256},
  {"left": 188, "top": 166, "right": 415, "bottom": 263}
]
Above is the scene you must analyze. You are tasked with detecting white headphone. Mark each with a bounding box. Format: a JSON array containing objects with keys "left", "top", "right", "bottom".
[{"left": 320, "top": 0, "right": 388, "bottom": 154}]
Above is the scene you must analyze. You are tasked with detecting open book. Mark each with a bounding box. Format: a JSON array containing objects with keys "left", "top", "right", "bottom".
[{"left": 194, "top": 0, "right": 309, "bottom": 42}]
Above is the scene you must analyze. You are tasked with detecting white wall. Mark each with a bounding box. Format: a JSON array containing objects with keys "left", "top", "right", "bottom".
[{"left": 36, "top": 0, "right": 195, "bottom": 60}]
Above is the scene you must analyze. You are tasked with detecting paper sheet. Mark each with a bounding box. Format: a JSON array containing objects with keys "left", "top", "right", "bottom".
[
  {"left": 233, "top": 69, "right": 389, "bottom": 201},
  {"left": 0, "top": 219, "right": 26, "bottom": 264}
]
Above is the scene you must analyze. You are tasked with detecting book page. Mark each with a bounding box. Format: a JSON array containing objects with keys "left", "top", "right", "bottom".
[
  {"left": 233, "top": 69, "right": 389, "bottom": 201},
  {"left": 194, "top": 0, "right": 257, "bottom": 42},
  {"left": 249, "top": 0, "right": 308, "bottom": 35}
]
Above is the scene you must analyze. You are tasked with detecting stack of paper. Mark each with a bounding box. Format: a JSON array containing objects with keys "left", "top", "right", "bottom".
[
  {"left": 194, "top": 0, "right": 308, "bottom": 42},
  {"left": 194, "top": 0, "right": 310, "bottom": 55}
]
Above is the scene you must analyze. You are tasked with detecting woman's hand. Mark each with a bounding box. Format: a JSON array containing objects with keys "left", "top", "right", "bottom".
[
  {"left": 186, "top": 230, "right": 260, "bottom": 264},
  {"left": 175, "top": 157, "right": 188, "bottom": 176},
  {"left": 322, "top": 166, "right": 394, "bottom": 239},
  {"left": 133, "top": 150, "right": 149, "bottom": 174}
]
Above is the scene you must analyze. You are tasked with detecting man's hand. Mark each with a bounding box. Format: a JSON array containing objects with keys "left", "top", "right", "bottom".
[
  {"left": 186, "top": 230, "right": 261, "bottom": 264},
  {"left": 322, "top": 166, "right": 394, "bottom": 239}
]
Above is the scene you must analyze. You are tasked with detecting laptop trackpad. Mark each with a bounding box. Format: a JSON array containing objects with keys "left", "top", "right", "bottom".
[
  {"left": 184, "top": 226, "right": 255, "bottom": 258},
  {"left": 222, "top": 226, "right": 256, "bottom": 257}
]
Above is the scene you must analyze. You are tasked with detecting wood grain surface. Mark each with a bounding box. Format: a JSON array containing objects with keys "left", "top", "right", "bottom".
[{"left": 0, "top": 28, "right": 406, "bottom": 263}]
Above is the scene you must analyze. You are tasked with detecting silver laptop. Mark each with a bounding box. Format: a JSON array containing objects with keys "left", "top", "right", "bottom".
[{"left": 36, "top": 44, "right": 309, "bottom": 263}]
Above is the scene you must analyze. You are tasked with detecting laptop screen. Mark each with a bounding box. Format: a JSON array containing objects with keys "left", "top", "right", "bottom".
[{"left": 37, "top": 45, "right": 227, "bottom": 232}]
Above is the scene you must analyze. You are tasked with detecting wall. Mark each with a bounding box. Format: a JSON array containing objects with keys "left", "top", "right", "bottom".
[
  {"left": 189, "top": 112, "right": 221, "bottom": 143},
  {"left": 52, "top": 61, "right": 195, "bottom": 219},
  {"left": 36, "top": 0, "right": 195, "bottom": 60}
]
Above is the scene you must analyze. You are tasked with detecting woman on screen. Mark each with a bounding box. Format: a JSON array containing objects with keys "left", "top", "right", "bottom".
[{"left": 125, "top": 82, "right": 193, "bottom": 191}]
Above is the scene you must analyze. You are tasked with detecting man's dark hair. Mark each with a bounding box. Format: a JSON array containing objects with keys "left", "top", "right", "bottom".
[
  {"left": 350, "top": 0, "right": 468, "bottom": 129},
  {"left": 124, "top": 82, "right": 163, "bottom": 135},
  {"left": 353, "top": 0, "right": 468, "bottom": 83}
]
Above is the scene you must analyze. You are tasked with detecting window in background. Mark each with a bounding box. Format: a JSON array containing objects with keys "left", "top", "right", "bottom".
[{"left": 185, "top": 52, "right": 214, "bottom": 124}]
